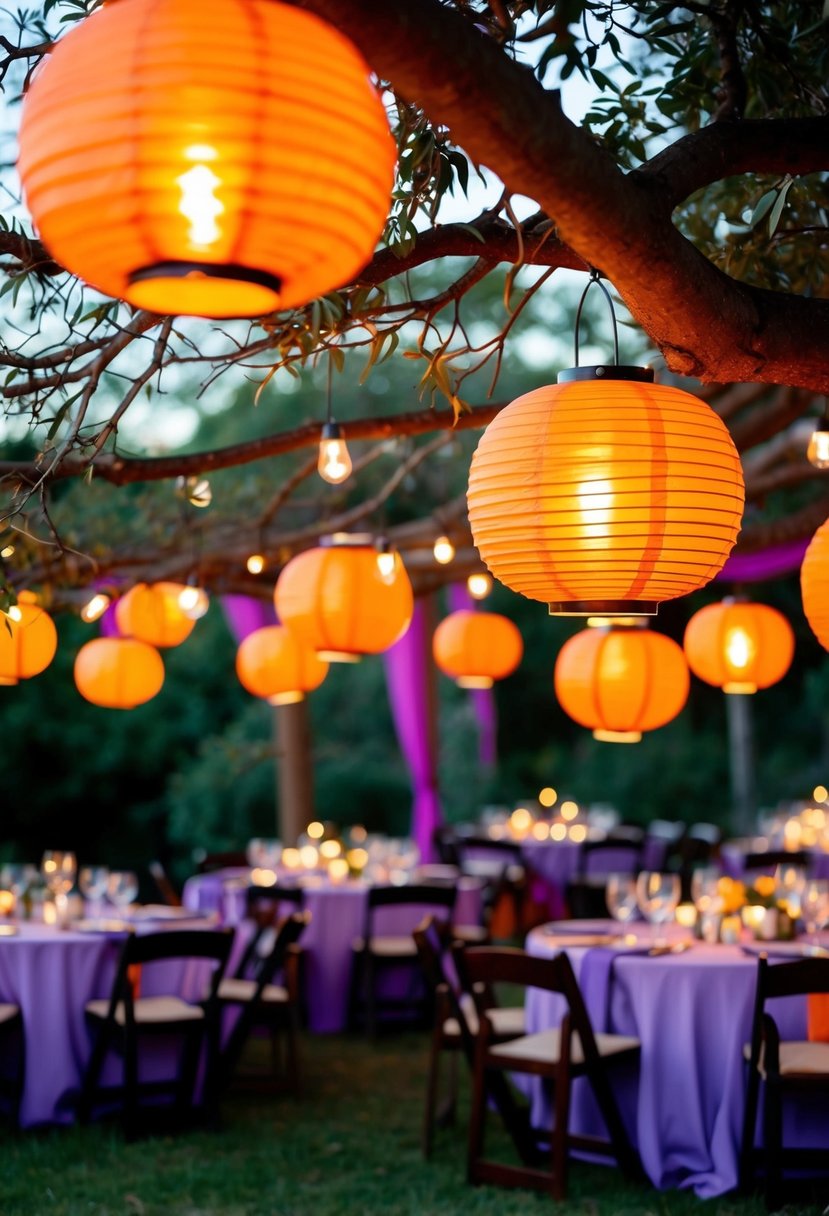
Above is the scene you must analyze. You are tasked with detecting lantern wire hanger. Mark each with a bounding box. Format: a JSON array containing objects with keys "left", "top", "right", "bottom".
[
  {"left": 317, "top": 349, "right": 353, "bottom": 485},
  {"left": 561, "top": 267, "right": 651, "bottom": 386}
]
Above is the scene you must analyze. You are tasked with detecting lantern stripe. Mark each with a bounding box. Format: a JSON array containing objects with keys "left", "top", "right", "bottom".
[{"left": 433, "top": 610, "right": 522, "bottom": 686}]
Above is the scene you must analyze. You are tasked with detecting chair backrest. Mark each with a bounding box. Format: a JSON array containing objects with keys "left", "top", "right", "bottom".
[
  {"left": 148, "top": 860, "right": 182, "bottom": 907},
  {"left": 245, "top": 883, "right": 304, "bottom": 919},
  {"left": 576, "top": 834, "right": 643, "bottom": 879},
  {"left": 642, "top": 820, "right": 686, "bottom": 870},
  {"left": 746, "top": 953, "right": 829, "bottom": 1075},
  {"left": 106, "top": 928, "right": 233, "bottom": 1026},
  {"left": 194, "top": 849, "right": 248, "bottom": 874},
  {"left": 743, "top": 849, "right": 810, "bottom": 874},
  {"left": 364, "top": 883, "right": 456, "bottom": 947},
  {"left": 247, "top": 910, "right": 311, "bottom": 994},
  {"left": 413, "top": 914, "right": 475, "bottom": 1055}
]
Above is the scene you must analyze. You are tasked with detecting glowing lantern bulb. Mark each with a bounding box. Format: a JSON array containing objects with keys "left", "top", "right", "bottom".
[
  {"left": 808, "top": 419, "right": 829, "bottom": 469},
  {"left": 80, "top": 592, "right": 111, "bottom": 623},
  {"left": 467, "top": 572, "right": 493, "bottom": 600},
  {"left": 246, "top": 553, "right": 266, "bottom": 575},
  {"left": 318, "top": 422, "right": 352, "bottom": 485},
  {"left": 178, "top": 585, "right": 209, "bottom": 620},
  {"left": 433, "top": 536, "right": 455, "bottom": 565}
]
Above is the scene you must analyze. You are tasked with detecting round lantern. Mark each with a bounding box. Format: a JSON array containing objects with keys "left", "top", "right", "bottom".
[
  {"left": 554, "top": 623, "right": 690, "bottom": 743},
  {"left": 74, "top": 637, "right": 164, "bottom": 709},
  {"left": 433, "top": 610, "right": 523, "bottom": 689},
  {"left": 236, "top": 625, "right": 328, "bottom": 704},
  {"left": 115, "top": 583, "right": 195, "bottom": 649},
  {"left": 467, "top": 367, "right": 745, "bottom": 616},
  {"left": 0, "top": 592, "right": 58, "bottom": 685},
  {"left": 684, "top": 599, "right": 794, "bottom": 693},
  {"left": 17, "top": 0, "right": 395, "bottom": 319},
  {"left": 801, "top": 518, "right": 829, "bottom": 651},
  {"left": 274, "top": 539, "right": 413, "bottom": 661}
]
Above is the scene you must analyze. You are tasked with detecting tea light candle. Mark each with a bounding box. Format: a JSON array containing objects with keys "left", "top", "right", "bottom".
[
  {"left": 741, "top": 904, "right": 766, "bottom": 933},
  {"left": 328, "top": 858, "right": 349, "bottom": 884},
  {"left": 299, "top": 845, "right": 319, "bottom": 869},
  {"left": 250, "top": 867, "right": 277, "bottom": 888},
  {"left": 346, "top": 847, "right": 368, "bottom": 875},
  {"left": 281, "top": 847, "right": 301, "bottom": 870},
  {"left": 675, "top": 902, "right": 697, "bottom": 929},
  {"left": 0, "top": 889, "right": 14, "bottom": 918},
  {"left": 43, "top": 900, "right": 58, "bottom": 926},
  {"left": 720, "top": 914, "right": 742, "bottom": 944}
]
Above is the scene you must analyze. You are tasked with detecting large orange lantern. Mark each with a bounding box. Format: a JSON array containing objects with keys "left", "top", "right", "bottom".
[
  {"left": 115, "top": 583, "right": 195, "bottom": 649},
  {"left": 801, "top": 518, "right": 829, "bottom": 651},
  {"left": 17, "top": 0, "right": 395, "bottom": 319},
  {"left": 554, "top": 623, "right": 689, "bottom": 743},
  {"left": 0, "top": 592, "right": 58, "bottom": 685},
  {"left": 274, "top": 538, "right": 413, "bottom": 661},
  {"left": 236, "top": 625, "right": 328, "bottom": 704},
  {"left": 468, "top": 367, "right": 744, "bottom": 616},
  {"left": 74, "top": 637, "right": 164, "bottom": 709},
  {"left": 433, "top": 610, "right": 523, "bottom": 689},
  {"left": 684, "top": 599, "right": 794, "bottom": 693}
]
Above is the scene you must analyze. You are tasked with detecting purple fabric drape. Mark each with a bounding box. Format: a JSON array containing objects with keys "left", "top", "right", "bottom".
[
  {"left": 221, "top": 594, "right": 277, "bottom": 643},
  {"left": 383, "top": 600, "right": 442, "bottom": 863},
  {"left": 715, "top": 538, "right": 810, "bottom": 583},
  {"left": 447, "top": 583, "right": 498, "bottom": 767}
]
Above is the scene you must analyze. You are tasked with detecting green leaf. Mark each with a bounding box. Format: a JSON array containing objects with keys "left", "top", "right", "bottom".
[
  {"left": 768, "top": 178, "right": 794, "bottom": 237},
  {"left": 748, "top": 190, "right": 776, "bottom": 229}
]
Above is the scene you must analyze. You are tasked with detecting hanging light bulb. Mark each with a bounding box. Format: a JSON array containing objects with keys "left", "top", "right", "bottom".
[
  {"left": 433, "top": 535, "right": 455, "bottom": 565},
  {"left": 318, "top": 421, "right": 353, "bottom": 485},
  {"left": 80, "top": 591, "right": 111, "bottom": 623},
  {"left": 807, "top": 405, "right": 829, "bottom": 469},
  {"left": 178, "top": 580, "right": 210, "bottom": 620},
  {"left": 1, "top": 544, "right": 15, "bottom": 559},
  {"left": 246, "top": 553, "right": 266, "bottom": 575},
  {"left": 467, "top": 572, "right": 493, "bottom": 600},
  {"left": 176, "top": 475, "right": 212, "bottom": 508},
  {"left": 374, "top": 538, "right": 397, "bottom": 584}
]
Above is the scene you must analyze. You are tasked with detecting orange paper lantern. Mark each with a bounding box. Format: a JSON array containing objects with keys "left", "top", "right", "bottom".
[
  {"left": 433, "top": 610, "right": 523, "bottom": 688},
  {"left": 684, "top": 599, "right": 794, "bottom": 693},
  {"left": 801, "top": 518, "right": 829, "bottom": 651},
  {"left": 274, "top": 540, "right": 413, "bottom": 661},
  {"left": 74, "top": 637, "right": 164, "bottom": 709},
  {"left": 554, "top": 623, "right": 689, "bottom": 743},
  {"left": 0, "top": 592, "right": 58, "bottom": 685},
  {"left": 17, "top": 0, "right": 395, "bottom": 319},
  {"left": 467, "top": 368, "right": 744, "bottom": 616},
  {"left": 115, "top": 583, "right": 195, "bottom": 649},
  {"left": 236, "top": 625, "right": 328, "bottom": 704}
]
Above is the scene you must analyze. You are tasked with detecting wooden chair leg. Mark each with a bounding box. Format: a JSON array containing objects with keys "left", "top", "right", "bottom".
[
  {"left": 551, "top": 1069, "right": 572, "bottom": 1200},
  {"left": 122, "top": 1024, "right": 139, "bottom": 1141},
  {"left": 466, "top": 1040, "right": 489, "bottom": 1183},
  {"left": 285, "top": 1013, "right": 302, "bottom": 1098},
  {"left": 364, "top": 954, "right": 377, "bottom": 1039},
  {"left": 763, "top": 1080, "right": 783, "bottom": 1211},
  {"left": 421, "top": 1025, "right": 443, "bottom": 1159}
]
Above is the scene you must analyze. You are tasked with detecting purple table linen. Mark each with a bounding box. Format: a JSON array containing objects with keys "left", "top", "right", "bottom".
[
  {"left": 183, "top": 871, "right": 483, "bottom": 1032},
  {"left": 525, "top": 926, "right": 829, "bottom": 1198}
]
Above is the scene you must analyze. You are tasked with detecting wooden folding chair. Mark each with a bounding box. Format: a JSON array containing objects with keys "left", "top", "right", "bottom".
[
  {"left": 740, "top": 953, "right": 829, "bottom": 1209},
  {"left": 218, "top": 909, "right": 310, "bottom": 1098},
  {"left": 79, "top": 928, "right": 232, "bottom": 1138},
  {"left": 463, "top": 946, "right": 642, "bottom": 1199}
]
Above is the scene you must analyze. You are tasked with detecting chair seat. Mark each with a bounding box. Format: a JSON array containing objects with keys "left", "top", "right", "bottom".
[
  {"left": 85, "top": 996, "right": 205, "bottom": 1025},
  {"left": 352, "top": 935, "right": 418, "bottom": 958},
  {"left": 452, "top": 924, "right": 489, "bottom": 944},
  {"left": 217, "top": 977, "right": 289, "bottom": 1005},
  {"left": 744, "top": 1039, "right": 829, "bottom": 1078},
  {"left": 444, "top": 998, "right": 525, "bottom": 1040},
  {"left": 488, "top": 1026, "right": 640, "bottom": 1068},
  {"left": 0, "top": 1003, "right": 19, "bottom": 1026}
]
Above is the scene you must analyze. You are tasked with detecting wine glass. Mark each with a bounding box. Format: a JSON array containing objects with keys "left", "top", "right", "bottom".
[
  {"left": 605, "top": 874, "right": 639, "bottom": 927},
  {"left": 800, "top": 878, "right": 829, "bottom": 945},
  {"left": 0, "top": 863, "right": 37, "bottom": 916},
  {"left": 79, "top": 865, "right": 110, "bottom": 917},
  {"left": 636, "top": 871, "right": 681, "bottom": 945},
  {"left": 774, "top": 863, "right": 807, "bottom": 918},
  {"left": 106, "top": 870, "right": 139, "bottom": 916},
  {"left": 40, "top": 851, "right": 77, "bottom": 926}
]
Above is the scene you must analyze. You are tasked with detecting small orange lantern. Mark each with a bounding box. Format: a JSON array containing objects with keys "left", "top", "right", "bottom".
[
  {"left": 0, "top": 592, "right": 58, "bottom": 685},
  {"left": 74, "top": 637, "right": 164, "bottom": 709},
  {"left": 17, "top": 0, "right": 395, "bottom": 319},
  {"left": 433, "top": 610, "right": 523, "bottom": 689},
  {"left": 236, "top": 625, "right": 328, "bottom": 704},
  {"left": 274, "top": 538, "right": 413, "bottom": 661},
  {"left": 683, "top": 599, "right": 794, "bottom": 694},
  {"left": 554, "top": 623, "right": 689, "bottom": 743},
  {"left": 801, "top": 518, "right": 829, "bottom": 651},
  {"left": 468, "top": 368, "right": 744, "bottom": 616},
  {"left": 115, "top": 583, "right": 195, "bottom": 649}
]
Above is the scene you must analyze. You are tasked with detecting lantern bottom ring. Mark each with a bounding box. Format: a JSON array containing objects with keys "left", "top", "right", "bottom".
[
  {"left": 548, "top": 600, "right": 659, "bottom": 618},
  {"left": 267, "top": 691, "right": 305, "bottom": 706},
  {"left": 127, "top": 260, "right": 283, "bottom": 313},
  {"left": 723, "top": 682, "right": 757, "bottom": 695},
  {"left": 593, "top": 729, "right": 642, "bottom": 744},
  {"left": 317, "top": 650, "right": 362, "bottom": 664}
]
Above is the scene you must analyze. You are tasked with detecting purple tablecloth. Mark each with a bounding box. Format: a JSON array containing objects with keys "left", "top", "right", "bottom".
[
  {"left": 182, "top": 871, "right": 484, "bottom": 1033},
  {"left": 525, "top": 923, "right": 829, "bottom": 1197}
]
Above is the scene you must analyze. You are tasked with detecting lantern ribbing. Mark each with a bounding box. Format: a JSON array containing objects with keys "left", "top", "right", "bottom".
[
  {"left": 802, "top": 519, "right": 829, "bottom": 652},
  {"left": 433, "top": 609, "right": 523, "bottom": 688},
  {"left": 684, "top": 600, "right": 794, "bottom": 694}
]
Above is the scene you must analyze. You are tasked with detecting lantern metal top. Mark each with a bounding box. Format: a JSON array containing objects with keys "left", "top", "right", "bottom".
[{"left": 557, "top": 364, "right": 655, "bottom": 384}]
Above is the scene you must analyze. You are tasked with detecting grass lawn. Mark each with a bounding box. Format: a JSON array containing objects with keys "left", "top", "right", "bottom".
[{"left": 0, "top": 1030, "right": 820, "bottom": 1216}]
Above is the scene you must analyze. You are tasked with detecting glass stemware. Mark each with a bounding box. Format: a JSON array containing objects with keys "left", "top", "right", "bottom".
[
  {"left": 0, "top": 863, "right": 37, "bottom": 916},
  {"left": 800, "top": 878, "right": 829, "bottom": 944},
  {"left": 605, "top": 874, "right": 639, "bottom": 926},
  {"left": 40, "top": 850, "right": 77, "bottom": 927},
  {"left": 636, "top": 871, "right": 681, "bottom": 944},
  {"left": 79, "top": 865, "right": 110, "bottom": 917},
  {"left": 106, "top": 870, "right": 139, "bottom": 914}
]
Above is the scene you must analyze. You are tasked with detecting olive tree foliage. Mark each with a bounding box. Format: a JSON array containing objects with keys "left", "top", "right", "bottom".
[{"left": 0, "top": 0, "right": 827, "bottom": 611}]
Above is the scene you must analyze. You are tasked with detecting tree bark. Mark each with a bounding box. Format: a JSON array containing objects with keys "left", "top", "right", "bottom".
[{"left": 273, "top": 699, "right": 314, "bottom": 844}]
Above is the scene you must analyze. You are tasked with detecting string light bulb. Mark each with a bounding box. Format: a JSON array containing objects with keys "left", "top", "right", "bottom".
[
  {"left": 176, "top": 475, "right": 212, "bottom": 508},
  {"left": 374, "top": 538, "right": 397, "bottom": 584},
  {"left": 318, "top": 421, "right": 353, "bottom": 485},
  {"left": 807, "top": 404, "right": 829, "bottom": 469},
  {"left": 80, "top": 592, "right": 111, "bottom": 623},
  {"left": 246, "top": 553, "right": 266, "bottom": 575},
  {"left": 467, "top": 572, "right": 493, "bottom": 600},
  {"left": 1, "top": 544, "right": 15, "bottom": 559},
  {"left": 178, "top": 580, "right": 209, "bottom": 620},
  {"left": 433, "top": 535, "right": 455, "bottom": 565}
]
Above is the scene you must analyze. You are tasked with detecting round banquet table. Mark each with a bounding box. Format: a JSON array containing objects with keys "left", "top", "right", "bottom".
[
  {"left": 525, "top": 921, "right": 829, "bottom": 1198},
  {"left": 182, "top": 870, "right": 484, "bottom": 1033}
]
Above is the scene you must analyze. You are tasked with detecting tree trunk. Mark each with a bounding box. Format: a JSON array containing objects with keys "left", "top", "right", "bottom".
[
  {"left": 727, "top": 693, "right": 756, "bottom": 836},
  {"left": 272, "top": 699, "right": 314, "bottom": 844}
]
